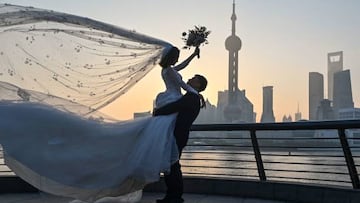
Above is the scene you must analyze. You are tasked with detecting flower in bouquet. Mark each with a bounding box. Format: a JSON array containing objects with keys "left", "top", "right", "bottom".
[{"left": 182, "top": 25, "right": 210, "bottom": 49}]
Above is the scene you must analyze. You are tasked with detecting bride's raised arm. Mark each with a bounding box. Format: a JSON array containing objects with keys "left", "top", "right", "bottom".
[{"left": 173, "top": 47, "right": 200, "bottom": 72}]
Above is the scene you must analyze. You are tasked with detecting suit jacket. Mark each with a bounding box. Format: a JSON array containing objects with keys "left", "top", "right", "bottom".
[{"left": 154, "top": 92, "right": 200, "bottom": 150}]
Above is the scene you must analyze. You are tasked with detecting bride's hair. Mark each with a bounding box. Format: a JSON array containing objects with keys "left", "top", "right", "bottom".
[{"left": 159, "top": 46, "right": 180, "bottom": 68}]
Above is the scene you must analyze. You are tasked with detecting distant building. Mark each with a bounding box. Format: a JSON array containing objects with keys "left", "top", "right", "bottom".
[
  {"left": 295, "top": 110, "right": 302, "bottom": 121},
  {"left": 327, "top": 51, "right": 343, "bottom": 100},
  {"left": 316, "top": 99, "right": 335, "bottom": 120},
  {"left": 309, "top": 72, "right": 324, "bottom": 120},
  {"left": 195, "top": 1, "right": 255, "bottom": 124},
  {"left": 338, "top": 108, "right": 360, "bottom": 147},
  {"left": 309, "top": 51, "right": 356, "bottom": 121},
  {"left": 195, "top": 99, "right": 218, "bottom": 124},
  {"left": 333, "top": 70, "right": 354, "bottom": 117},
  {"left": 282, "top": 115, "right": 292, "bottom": 122},
  {"left": 260, "top": 86, "right": 275, "bottom": 123},
  {"left": 218, "top": 90, "right": 255, "bottom": 123},
  {"left": 338, "top": 108, "right": 360, "bottom": 120},
  {"left": 223, "top": 0, "right": 242, "bottom": 122},
  {"left": 195, "top": 90, "right": 255, "bottom": 124}
]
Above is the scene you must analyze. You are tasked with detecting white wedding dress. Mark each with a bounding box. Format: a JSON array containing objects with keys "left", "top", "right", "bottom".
[
  {"left": 0, "top": 4, "right": 196, "bottom": 203},
  {"left": 0, "top": 101, "right": 179, "bottom": 202}
]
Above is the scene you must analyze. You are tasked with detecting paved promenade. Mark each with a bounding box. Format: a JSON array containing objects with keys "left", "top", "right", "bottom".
[{"left": 0, "top": 192, "right": 287, "bottom": 203}]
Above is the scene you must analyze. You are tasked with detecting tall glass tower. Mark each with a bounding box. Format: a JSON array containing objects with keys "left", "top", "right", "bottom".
[
  {"left": 333, "top": 70, "right": 354, "bottom": 115},
  {"left": 309, "top": 72, "right": 324, "bottom": 120},
  {"left": 224, "top": 0, "right": 242, "bottom": 122},
  {"left": 260, "top": 86, "right": 275, "bottom": 123},
  {"left": 327, "top": 51, "right": 343, "bottom": 100}
]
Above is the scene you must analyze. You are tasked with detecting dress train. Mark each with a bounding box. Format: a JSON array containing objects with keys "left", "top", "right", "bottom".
[{"left": 0, "top": 101, "right": 179, "bottom": 202}]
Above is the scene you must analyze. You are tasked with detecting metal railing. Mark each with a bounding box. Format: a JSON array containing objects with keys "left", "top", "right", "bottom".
[
  {"left": 181, "top": 120, "right": 360, "bottom": 189},
  {"left": 1, "top": 120, "right": 360, "bottom": 190}
]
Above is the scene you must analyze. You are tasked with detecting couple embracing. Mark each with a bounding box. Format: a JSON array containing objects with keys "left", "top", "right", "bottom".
[{"left": 153, "top": 46, "right": 207, "bottom": 203}]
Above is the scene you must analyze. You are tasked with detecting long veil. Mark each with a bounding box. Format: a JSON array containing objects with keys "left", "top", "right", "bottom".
[
  {"left": 0, "top": 4, "right": 178, "bottom": 202},
  {"left": 0, "top": 3, "right": 171, "bottom": 117}
]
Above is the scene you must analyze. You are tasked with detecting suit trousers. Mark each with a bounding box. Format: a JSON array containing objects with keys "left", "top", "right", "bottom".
[
  {"left": 163, "top": 131, "right": 188, "bottom": 199},
  {"left": 164, "top": 160, "right": 183, "bottom": 199}
]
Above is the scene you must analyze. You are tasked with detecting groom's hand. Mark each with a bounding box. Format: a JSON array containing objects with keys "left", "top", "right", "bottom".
[
  {"left": 152, "top": 108, "right": 158, "bottom": 116},
  {"left": 153, "top": 108, "right": 163, "bottom": 116}
]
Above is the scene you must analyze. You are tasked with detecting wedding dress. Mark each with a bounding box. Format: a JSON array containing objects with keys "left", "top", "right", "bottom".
[
  {"left": 0, "top": 4, "right": 186, "bottom": 203},
  {"left": 0, "top": 101, "right": 179, "bottom": 202},
  {"left": 155, "top": 67, "right": 197, "bottom": 109}
]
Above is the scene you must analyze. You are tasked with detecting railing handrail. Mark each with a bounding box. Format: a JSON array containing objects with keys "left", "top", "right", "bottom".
[
  {"left": 191, "top": 119, "right": 360, "bottom": 131},
  {"left": 188, "top": 119, "right": 360, "bottom": 189}
]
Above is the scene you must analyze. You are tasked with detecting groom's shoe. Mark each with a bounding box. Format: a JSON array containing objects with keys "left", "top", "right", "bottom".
[
  {"left": 156, "top": 197, "right": 184, "bottom": 203},
  {"left": 171, "top": 198, "right": 184, "bottom": 203},
  {"left": 156, "top": 197, "right": 170, "bottom": 203}
]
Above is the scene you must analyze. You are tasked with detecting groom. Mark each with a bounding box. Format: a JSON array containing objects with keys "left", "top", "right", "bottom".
[{"left": 153, "top": 74, "right": 207, "bottom": 203}]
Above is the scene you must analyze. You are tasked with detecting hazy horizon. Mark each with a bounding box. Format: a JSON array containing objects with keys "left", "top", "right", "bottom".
[{"left": 2, "top": 0, "right": 360, "bottom": 122}]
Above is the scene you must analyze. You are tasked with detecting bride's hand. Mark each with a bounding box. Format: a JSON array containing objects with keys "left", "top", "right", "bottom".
[{"left": 194, "top": 46, "right": 200, "bottom": 58}]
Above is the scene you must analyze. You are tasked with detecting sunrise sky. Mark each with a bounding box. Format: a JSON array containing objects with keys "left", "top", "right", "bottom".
[{"left": 3, "top": 0, "right": 360, "bottom": 122}]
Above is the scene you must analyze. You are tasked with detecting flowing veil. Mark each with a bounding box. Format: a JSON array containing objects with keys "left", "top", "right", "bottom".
[
  {"left": 0, "top": 4, "right": 178, "bottom": 203},
  {"left": 0, "top": 3, "right": 171, "bottom": 117}
]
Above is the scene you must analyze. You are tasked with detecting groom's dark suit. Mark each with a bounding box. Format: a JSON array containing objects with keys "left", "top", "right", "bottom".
[{"left": 154, "top": 91, "right": 201, "bottom": 201}]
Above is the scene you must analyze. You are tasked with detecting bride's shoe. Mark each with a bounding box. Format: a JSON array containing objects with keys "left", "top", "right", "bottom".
[
  {"left": 94, "top": 190, "right": 143, "bottom": 203},
  {"left": 68, "top": 200, "right": 89, "bottom": 203}
]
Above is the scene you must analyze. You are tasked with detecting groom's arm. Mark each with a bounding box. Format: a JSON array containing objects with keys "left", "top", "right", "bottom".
[
  {"left": 153, "top": 94, "right": 195, "bottom": 116},
  {"left": 153, "top": 99, "right": 184, "bottom": 116}
]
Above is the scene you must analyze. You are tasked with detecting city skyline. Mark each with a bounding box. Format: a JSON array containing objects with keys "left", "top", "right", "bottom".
[
  {"left": 3, "top": 0, "right": 360, "bottom": 121},
  {"left": 309, "top": 52, "right": 355, "bottom": 121}
]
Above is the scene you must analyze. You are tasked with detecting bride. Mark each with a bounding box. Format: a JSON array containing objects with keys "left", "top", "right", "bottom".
[{"left": 0, "top": 4, "right": 204, "bottom": 203}]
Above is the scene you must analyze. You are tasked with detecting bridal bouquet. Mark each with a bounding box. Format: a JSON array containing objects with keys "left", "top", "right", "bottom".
[{"left": 182, "top": 25, "right": 210, "bottom": 49}]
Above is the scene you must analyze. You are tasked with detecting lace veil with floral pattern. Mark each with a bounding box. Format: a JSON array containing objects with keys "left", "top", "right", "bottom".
[{"left": 0, "top": 4, "right": 171, "bottom": 119}]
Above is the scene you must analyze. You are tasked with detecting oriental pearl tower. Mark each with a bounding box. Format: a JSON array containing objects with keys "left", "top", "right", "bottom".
[{"left": 224, "top": 0, "right": 242, "bottom": 122}]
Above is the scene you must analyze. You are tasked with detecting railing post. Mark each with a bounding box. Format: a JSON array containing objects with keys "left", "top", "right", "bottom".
[
  {"left": 338, "top": 128, "right": 360, "bottom": 189},
  {"left": 250, "top": 130, "right": 266, "bottom": 181}
]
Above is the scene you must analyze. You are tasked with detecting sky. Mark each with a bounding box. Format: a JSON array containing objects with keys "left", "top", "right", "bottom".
[{"left": 2, "top": 0, "right": 360, "bottom": 122}]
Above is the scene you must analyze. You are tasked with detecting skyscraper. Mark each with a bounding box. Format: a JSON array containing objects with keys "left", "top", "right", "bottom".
[
  {"left": 260, "top": 86, "right": 275, "bottom": 123},
  {"left": 295, "top": 103, "right": 302, "bottom": 121},
  {"left": 198, "top": 1, "right": 254, "bottom": 123},
  {"left": 327, "top": 51, "right": 343, "bottom": 100},
  {"left": 224, "top": 1, "right": 254, "bottom": 122},
  {"left": 223, "top": 1, "right": 244, "bottom": 122},
  {"left": 309, "top": 72, "right": 324, "bottom": 120},
  {"left": 333, "top": 70, "right": 354, "bottom": 115},
  {"left": 317, "top": 99, "right": 335, "bottom": 120}
]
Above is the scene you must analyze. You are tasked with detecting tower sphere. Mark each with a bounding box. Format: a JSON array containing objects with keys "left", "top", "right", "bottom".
[{"left": 225, "top": 35, "right": 242, "bottom": 51}]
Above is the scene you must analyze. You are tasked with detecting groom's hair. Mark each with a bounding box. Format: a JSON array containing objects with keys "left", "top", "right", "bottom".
[{"left": 195, "top": 74, "right": 207, "bottom": 92}]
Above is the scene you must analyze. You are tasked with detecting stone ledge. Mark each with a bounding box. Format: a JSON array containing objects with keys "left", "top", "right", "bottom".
[
  {"left": 144, "top": 176, "right": 360, "bottom": 203},
  {"left": 1, "top": 176, "right": 359, "bottom": 203}
]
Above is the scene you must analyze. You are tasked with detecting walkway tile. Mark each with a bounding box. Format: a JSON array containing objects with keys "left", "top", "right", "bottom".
[{"left": 0, "top": 192, "right": 288, "bottom": 203}]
